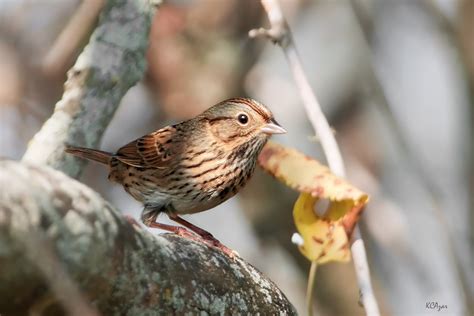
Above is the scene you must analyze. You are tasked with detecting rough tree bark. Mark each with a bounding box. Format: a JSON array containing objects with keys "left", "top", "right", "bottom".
[{"left": 0, "top": 161, "right": 296, "bottom": 315}]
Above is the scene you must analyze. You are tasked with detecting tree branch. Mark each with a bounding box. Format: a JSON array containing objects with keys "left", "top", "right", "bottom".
[
  {"left": 0, "top": 160, "right": 296, "bottom": 315},
  {"left": 41, "top": 0, "right": 106, "bottom": 77},
  {"left": 22, "top": 0, "right": 158, "bottom": 179},
  {"left": 250, "top": 1, "right": 380, "bottom": 315}
]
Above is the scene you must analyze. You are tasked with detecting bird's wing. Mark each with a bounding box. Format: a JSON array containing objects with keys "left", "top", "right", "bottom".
[{"left": 115, "top": 126, "right": 178, "bottom": 168}]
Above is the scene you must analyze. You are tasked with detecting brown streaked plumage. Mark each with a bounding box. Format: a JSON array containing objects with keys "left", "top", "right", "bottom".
[{"left": 66, "top": 97, "right": 286, "bottom": 254}]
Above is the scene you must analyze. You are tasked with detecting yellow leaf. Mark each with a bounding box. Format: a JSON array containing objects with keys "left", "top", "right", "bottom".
[
  {"left": 258, "top": 141, "right": 369, "bottom": 208},
  {"left": 294, "top": 193, "right": 350, "bottom": 263},
  {"left": 258, "top": 141, "right": 370, "bottom": 263}
]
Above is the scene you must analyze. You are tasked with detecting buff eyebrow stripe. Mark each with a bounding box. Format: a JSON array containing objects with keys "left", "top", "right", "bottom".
[
  {"left": 206, "top": 117, "right": 233, "bottom": 123},
  {"left": 233, "top": 98, "right": 268, "bottom": 119}
]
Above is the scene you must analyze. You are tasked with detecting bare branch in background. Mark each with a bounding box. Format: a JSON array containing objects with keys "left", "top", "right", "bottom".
[
  {"left": 249, "top": 0, "right": 380, "bottom": 315},
  {"left": 250, "top": 0, "right": 344, "bottom": 176},
  {"left": 0, "top": 161, "right": 296, "bottom": 315},
  {"left": 42, "top": 0, "right": 106, "bottom": 77},
  {"left": 349, "top": 0, "right": 474, "bottom": 306},
  {"left": 22, "top": 0, "right": 157, "bottom": 179}
]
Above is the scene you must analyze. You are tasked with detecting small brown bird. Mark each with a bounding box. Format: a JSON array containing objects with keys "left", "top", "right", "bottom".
[{"left": 66, "top": 97, "right": 286, "bottom": 252}]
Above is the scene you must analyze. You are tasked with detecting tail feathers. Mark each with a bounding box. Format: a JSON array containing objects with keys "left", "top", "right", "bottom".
[{"left": 65, "top": 145, "right": 112, "bottom": 165}]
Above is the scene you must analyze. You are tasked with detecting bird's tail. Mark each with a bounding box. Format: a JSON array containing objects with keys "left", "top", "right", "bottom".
[{"left": 65, "top": 145, "right": 112, "bottom": 165}]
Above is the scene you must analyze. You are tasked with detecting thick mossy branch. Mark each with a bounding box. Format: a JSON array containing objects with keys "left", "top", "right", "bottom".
[
  {"left": 0, "top": 161, "right": 296, "bottom": 315},
  {"left": 22, "top": 0, "right": 157, "bottom": 179}
]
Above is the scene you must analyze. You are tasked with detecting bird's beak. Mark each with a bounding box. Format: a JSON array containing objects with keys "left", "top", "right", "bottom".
[{"left": 261, "top": 119, "right": 287, "bottom": 135}]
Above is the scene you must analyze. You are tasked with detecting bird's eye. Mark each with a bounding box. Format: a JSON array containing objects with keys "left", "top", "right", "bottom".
[{"left": 237, "top": 113, "right": 249, "bottom": 125}]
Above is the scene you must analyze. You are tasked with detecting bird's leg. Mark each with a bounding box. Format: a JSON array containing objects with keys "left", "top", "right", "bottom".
[
  {"left": 141, "top": 211, "right": 197, "bottom": 239},
  {"left": 168, "top": 213, "right": 236, "bottom": 257},
  {"left": 147, "top": 221, "right": 196, "bottom": 238},
  {"left": 168, "top": 214, "right": 214, "bottom": 239}
]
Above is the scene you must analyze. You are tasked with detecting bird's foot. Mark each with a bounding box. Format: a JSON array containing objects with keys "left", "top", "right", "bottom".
[
  {"left": 167, "top": 214, "right": 237, "bottom": 257},
  {"left": 196, "top": 233, "right": 237, "bottom": 258},
  {"left": 173, "top": 226, "right": 205, "bottom": 240},
  {"left": 132, "top": 214, "right": 237, "bottom": 258},
  {"left": 173, "top": 229, "right": 236, "bottom": 258}
]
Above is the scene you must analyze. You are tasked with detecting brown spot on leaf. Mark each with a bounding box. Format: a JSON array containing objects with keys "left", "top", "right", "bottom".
[
  {"left": 312, "top": 236, "right": 324, "bottom": 244},
  {"left": 338, "top": 244, "right": 349, "bottom": 251},
  {"left": 318, "top": 250, "right": 327, "bottom": 259},
  {"left": 342, "top": 204, "right": 365, "bottom": 236}
]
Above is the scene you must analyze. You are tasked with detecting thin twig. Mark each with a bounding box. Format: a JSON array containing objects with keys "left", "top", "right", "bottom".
[
  {"left": 305, "top": 262, "right": 318, "bottom": 316},
  {"left": 42, "top": 0, "right": 106, "bottom": 77},
  {"left": 250, "top": 1, "right": 380, "bottom": 315}
]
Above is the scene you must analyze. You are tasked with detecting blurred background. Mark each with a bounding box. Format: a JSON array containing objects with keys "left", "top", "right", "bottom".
[{"left": 0, "top": 0, "right": 472, "bottom": 315}]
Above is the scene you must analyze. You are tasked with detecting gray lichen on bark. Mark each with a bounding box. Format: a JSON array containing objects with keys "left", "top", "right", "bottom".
[
  {"left": 0, "top": 161, "right": 296, "bottom": 315},
  {"left": 22, "top": 0, "right": 157, "bottom": 179}
]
